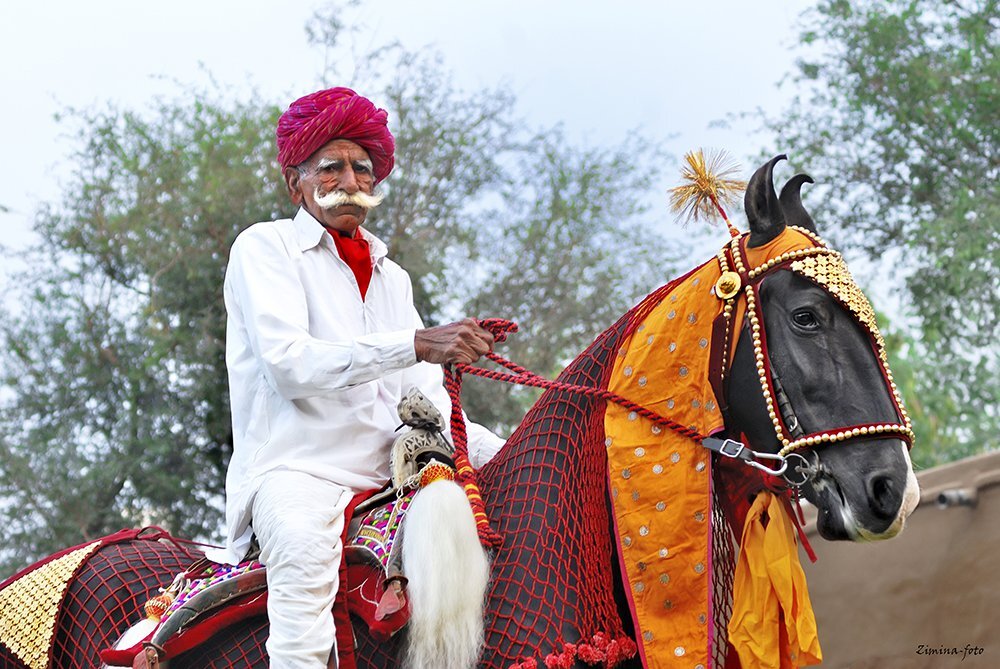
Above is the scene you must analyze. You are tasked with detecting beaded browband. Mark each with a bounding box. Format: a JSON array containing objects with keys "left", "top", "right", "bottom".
[{"left": 713, "top": 227, "right": 913, "bottom": 457}]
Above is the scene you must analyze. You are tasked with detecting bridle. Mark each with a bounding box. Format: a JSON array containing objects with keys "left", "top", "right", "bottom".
[{"left": 706, "top": 226, "right": 914, "bottom": 486}]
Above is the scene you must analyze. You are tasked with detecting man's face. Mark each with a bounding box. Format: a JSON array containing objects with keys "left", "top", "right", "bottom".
[{"left": 284, "top": 139, "right": 377, "bottom": 235}]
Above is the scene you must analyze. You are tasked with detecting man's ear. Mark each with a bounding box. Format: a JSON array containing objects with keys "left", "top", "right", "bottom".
[{"left": 283, "top": 166, "right": 304, "bottom": 206}]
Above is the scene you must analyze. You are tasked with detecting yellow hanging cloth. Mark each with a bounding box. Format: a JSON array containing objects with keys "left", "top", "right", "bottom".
[{"left": 728, "top": 491, "right": 822, "bottom": 669}]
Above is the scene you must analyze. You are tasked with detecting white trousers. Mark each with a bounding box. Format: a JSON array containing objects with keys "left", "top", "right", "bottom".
[{"left": 252, "top": 470, "right": 351, "bottom": 669}]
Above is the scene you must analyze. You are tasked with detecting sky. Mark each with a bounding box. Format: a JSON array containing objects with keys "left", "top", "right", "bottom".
[{"left": 0, "top": 0, "right": 823, "bottom": 302}]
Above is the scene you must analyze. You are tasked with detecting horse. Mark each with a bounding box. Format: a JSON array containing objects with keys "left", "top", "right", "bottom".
[{"left": 0, "top": 155, "right": 919, "bottom": 669}]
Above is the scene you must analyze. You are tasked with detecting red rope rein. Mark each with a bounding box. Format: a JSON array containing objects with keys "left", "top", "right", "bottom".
[
  {"left": 455, "top": 319, "right": 707, "bottom": 442},
  {"left": 447, "top": 320, "right": 817, "bottom": 562},
  {"left": 444, "top": 318, "right": 709, "bottom": 548}
]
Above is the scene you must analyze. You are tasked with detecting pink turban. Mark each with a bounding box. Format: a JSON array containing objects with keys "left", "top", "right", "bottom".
[{"left": 276, "top": 87, "right": 395, "bottom": 183}]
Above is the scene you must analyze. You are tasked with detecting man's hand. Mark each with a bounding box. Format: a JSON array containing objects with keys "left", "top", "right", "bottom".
[{"left": 414, "top": 318, "right": 494, "bottom": 365}]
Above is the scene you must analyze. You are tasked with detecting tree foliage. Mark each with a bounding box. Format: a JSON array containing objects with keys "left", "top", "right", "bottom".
[
  {"left": 769, "top": 0, "right": 999, "bottom": 466},
  {"left": 0, "top": 93, "right": 288, "bottom": 569},
  {"left": 462, "top": 130, "right": 675, "bottom": 432},
  {"left": 0, "top": 15, "right": 671, "bottom": 572}
]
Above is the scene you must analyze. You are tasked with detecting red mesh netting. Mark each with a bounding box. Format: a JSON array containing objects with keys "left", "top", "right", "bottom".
[
  {"left": 470, "top": 304, "right": 657, "bottom": 668},
  {"left": 0, "top": 533, "right": 194, "bottom": 669},
  {"left": 54, "top": 540, "right": 194, "bottom": 667},
  {"left": 169, "top": 610, "right": 403, "bottom": 668},
  {"left": 710, "top": 486, "right": 738, "bottom": 668},
  {"left": 171, "top": 615, "right": 271, "bottom": 667}
]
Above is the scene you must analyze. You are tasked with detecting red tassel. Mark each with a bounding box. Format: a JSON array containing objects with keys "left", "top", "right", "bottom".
[
  {"left": 783, "top": 493, "right": 818, "bottom": 563},
  {"left": 445, "top": 365, "right": 502, "bottom": 549}
]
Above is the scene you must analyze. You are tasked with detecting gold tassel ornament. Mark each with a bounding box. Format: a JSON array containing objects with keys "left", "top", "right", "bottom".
[{"left": 669, "top": 148, "right": 746, "bottom": 237}]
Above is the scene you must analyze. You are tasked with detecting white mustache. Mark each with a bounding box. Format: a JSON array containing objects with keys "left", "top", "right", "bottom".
[{"left": 313, "top": 187, "right": 385, "bottom": 211}]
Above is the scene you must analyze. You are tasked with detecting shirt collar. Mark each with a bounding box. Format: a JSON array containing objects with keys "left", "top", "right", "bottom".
[{"left": 292, "top": 207, "right": 389, "bottom": 263}]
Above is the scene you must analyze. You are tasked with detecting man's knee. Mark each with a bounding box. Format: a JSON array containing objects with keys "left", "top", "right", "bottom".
[{"left": 257, "top": 517, "right": 341, "bottom": 567}]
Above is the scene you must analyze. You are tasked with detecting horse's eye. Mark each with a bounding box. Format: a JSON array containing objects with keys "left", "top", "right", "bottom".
[{"left": 792, "top": 309, "right": 820, "bottom": 330}]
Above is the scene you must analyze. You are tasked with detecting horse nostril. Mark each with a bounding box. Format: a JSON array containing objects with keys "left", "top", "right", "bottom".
[{"left": 868, "top": 473, "right": 902, "bottom": 520}]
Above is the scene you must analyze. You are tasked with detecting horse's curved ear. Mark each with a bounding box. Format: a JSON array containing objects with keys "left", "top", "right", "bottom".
[
  {"left": 779, "top": 173, "right": 817, "bottom": 233},
  {"left": 745, "top": 154, "right": 787, "bottom": 247}
]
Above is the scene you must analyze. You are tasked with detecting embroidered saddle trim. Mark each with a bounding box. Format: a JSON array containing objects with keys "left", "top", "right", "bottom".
[{"left": 346, "top": 490, "right": 414, "bottom": 574}]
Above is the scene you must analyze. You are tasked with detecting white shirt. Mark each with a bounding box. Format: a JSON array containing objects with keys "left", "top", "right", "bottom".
[{"left": 209, "top": 207, "right": 504, "bottom": 564}]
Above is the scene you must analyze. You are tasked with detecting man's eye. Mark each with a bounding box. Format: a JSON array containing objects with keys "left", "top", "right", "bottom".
[{"left": 354, "top": 163, "right": 372, "bottom": 174}]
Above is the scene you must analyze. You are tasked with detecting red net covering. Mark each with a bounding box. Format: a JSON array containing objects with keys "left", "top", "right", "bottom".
[
  {"left": 0, "top": 529, "right": 194, "bottom": 669},
  {"left": 0, "top": 528, "right": 281, "bottom": 669},
  {"left": 171, "top": 615, "right": 271, "bottom": 667},
  {"left": 710, "top": 486, "right": 738, "bottom": 668},
  {"left": 54, "top": 541, "right": 193, "bottom": 667},
  {"left": 470, "top": 289, "right": 680, "bottom": 669}
]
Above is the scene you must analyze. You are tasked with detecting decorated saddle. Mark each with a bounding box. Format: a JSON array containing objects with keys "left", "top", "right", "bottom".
[{"left": 99, "top": 388, "right": 457, "bottom": 668}]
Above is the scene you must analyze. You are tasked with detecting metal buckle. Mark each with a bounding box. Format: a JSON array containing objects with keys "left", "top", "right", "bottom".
[
  {"left": 717, "top": 438, "right": 747, "bottom": 459},
  {"left": 702, "top": 437, "right": 788, "bottom": 477},
  {"left": 781, "top": 452, "right": 819, "bottom": 488}
]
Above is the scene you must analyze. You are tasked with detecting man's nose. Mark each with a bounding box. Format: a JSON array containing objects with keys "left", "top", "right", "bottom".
[{"left": 339, "top": 167, "right": 360, "bottom": 193}]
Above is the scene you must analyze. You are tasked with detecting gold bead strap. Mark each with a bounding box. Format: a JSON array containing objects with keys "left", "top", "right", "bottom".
[
  {"left": 710, "top": 248, "right": 745, "bottom": 426},
  {"left": 779, "top": 424, "right": 916, "bottom": 458},
  {"left": 0, "top": 541, "right": 101, "bottom": 669},
  {"left": 747, "top": 247, "right": 838, "bottom": 281},
  {"left": 788, "top": 225, "right": 830, "bottom": 247}
]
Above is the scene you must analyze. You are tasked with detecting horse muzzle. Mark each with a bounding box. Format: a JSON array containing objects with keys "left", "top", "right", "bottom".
[{"left": 802, "top": 438, "right": 919, "bottom": 542}]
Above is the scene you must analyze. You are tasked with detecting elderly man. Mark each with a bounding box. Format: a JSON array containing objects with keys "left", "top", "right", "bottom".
[{"left": 210, "top": 87, "right": 504, "bottom": 668}]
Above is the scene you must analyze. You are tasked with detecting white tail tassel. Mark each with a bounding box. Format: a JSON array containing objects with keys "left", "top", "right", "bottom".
[{"left": 402, "top": 479, "right": 490, "bottom": 669}]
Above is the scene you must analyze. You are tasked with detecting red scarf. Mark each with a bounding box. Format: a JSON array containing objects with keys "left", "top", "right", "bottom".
[{"left": 328, "top": 228, "right": 373, "bottom": 300}]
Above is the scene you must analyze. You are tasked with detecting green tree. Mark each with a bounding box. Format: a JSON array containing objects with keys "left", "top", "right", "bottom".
[
  {"left": 880, "top": 317, "right": 981, "bottom": 469},
  {"left": 462, "top": 130, "right": 675, "bottom": 433},
  {"left": 0, "top": 91, "right": 288, "bottom": 569},
  {"left": 769, "top": 0, "right": 999, "bottom": 463}
]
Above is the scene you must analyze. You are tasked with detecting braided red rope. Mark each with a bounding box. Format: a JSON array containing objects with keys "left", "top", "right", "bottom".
[
  {"left": 444, "top": 363, "right": 503, "bottom": 549},
  {"left": 445, "top": 319, "right": 710, "bottom": 548},
  {"left": 460, "top": 320, "right": 707, "bottom": 441}
]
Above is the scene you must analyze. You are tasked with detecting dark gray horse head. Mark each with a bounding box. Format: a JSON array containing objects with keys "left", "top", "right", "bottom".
[{"left": 729, "top": 155, "right": 919, "bottom": 541}]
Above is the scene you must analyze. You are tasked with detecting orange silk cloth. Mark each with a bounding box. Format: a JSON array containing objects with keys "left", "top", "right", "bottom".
[
  {"left": 605, "top": 227, "right": 825, "bottom": 668},
  {"left": 729, "top": 492, "right": 822, "bottom": 669},
  {"left": 742, "top": 227, "right": 822, "bottom": 275},
  {"left": 605, "top": 257, "right": 726, "bottom": 668}
]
